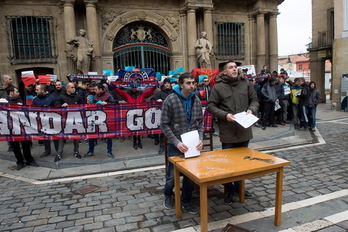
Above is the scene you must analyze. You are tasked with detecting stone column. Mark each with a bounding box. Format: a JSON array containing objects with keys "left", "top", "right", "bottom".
[
  {"left": 187, "top": 8, "right": 197, "bottom": 71},
  {"left": 269, "top": 12, "right": 279, "bottom": 73},
  {"left": 248, "top": 14, "right": 256, "bottom": 66},
  {"left": 256, "top": 12, "right": 266, "bottom": 72},
  {"left": 63, "top": 0, "right": 77, "bottom": 76},
  {"left": 85, "top": 0, "right": 101, "bottom": 74},
  {"left": 203, "top": 9, "right": 213, "bottom": 43}
]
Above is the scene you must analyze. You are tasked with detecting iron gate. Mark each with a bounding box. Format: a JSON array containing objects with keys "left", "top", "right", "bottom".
[{"left": 113, "top": 23, "right": 171, "bottom": 75}]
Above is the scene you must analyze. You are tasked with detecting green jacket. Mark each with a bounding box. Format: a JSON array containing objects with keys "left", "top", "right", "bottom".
[
  {"left": 208, "top": 75, "right": 258, "bottom": 143},
  {"left": 0, "top": 86, "right": 7, "bottom": 98}
]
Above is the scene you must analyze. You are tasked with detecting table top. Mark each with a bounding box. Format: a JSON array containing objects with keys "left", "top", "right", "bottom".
[{"left": 168, "top": 147, "right": 290, "bottom": 183}]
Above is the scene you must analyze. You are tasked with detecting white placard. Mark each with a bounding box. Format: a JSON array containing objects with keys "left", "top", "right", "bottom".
[
  {"left": 180, "top": 130, "right": 200, "bottom": 158},
  {"left": 234, "top": 111, "right": 259, "bottom": 129}
]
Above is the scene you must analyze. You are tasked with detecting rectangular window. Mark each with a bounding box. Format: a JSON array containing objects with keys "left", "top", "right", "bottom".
[
  {"left": 299, "top": 65, "right": 303, "bottom": 70},
  {"left": 5, "top": 15, "right": 57, "bottom": 64},
  {"left": 216, "top": 22, "right": 245, "bottom": 60}
]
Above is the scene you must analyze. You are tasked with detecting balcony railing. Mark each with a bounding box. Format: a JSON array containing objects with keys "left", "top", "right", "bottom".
[{"left": 318, "top": 30, "right": 333, "bottom": 47}]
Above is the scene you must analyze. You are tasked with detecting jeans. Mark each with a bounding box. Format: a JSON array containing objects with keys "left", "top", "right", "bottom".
[
  {"left": 88, "top": 138, "right": 112, "bottom": 153},
  {"left": 309, "top": 106, "right": 317, "bottom": 128},
  {"left": 57, "top": 139, "right": 79, "bottom": 156},
  {"left": 222, "top": 141, "right": 249, "bottom": 194},
  {"left": 299, "top": 105, "right": 309, "bottom": 128},
  {"left": 163, "top": 143, "right": 194, "bottom": 206}
]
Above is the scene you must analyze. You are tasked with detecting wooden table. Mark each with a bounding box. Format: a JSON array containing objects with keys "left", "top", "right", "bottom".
[{"left": 168, "top": 147, "right": 290, "bottom": 232}]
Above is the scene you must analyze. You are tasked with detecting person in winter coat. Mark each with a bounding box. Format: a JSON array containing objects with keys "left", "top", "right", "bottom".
[
  {"left": 54, "top": 82, "right": 83, "bottom": 162},
  {"left": 32, "top": 84, "right": 58, "bottom": 157},
  {"left": 150, "top": 78, "right": 173, "bottom": 154},
  {"left": 296, "top": 78, "right": 310, "bottom": 131},
  {"left": 308, "top": 81, "right": 321, "bottom": 131},
  {"left": 114, "top": 81, "right": 156, "bottom": 149},
  {"left": 261, "top": 77, "right": 279, "bottom": 129},
  {"left": 5, "top": 86, "right": 38, "bottom": 170},
  {"left": 208, "top": 61, "right": 258, "bottom": 204},
  {"left": 84, "top": 83, "right": 116, "bottom": 158}
]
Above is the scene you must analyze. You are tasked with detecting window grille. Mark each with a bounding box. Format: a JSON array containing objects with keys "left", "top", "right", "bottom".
[
  {"left": 216, "top": 22, "right": 245, "bottom": 60},
  {"left": 5, "top": 15, "right": 57, "bottom": 64}
]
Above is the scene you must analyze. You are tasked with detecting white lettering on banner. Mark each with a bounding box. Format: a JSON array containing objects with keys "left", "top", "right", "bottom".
[
  {"left": 86, "top": 110, "right": 108, "bottom": 133},
  {"left": 40, "top": 112, "right": 62, "bottom": 134},
  {"left": 144, "top": 107, "right": 161, "bottom": 129},
  {"left": 202, "top": 106, "right": 206, "bottom": 116},
  {"left": 0, "top": 110, "right": 109, "bottom": 135},
  {"left": 64, "top": 112, "right": 86, "bottom": 134},
  {"left": 0, "top": 111, "right": 10, "bottom": 135},
  {"left": 11, "top": 111, "right": 39, "bottom": 135},
  {"left": 127, "top": 109, "right": 144, "bottom": 130}
]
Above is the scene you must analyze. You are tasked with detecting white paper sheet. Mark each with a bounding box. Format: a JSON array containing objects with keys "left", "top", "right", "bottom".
[
  {"left": 180, "top": 130, "right": 200, "bottom": 158},
  {"left": 234, "top": 112, "right": 259, "bottom": 129},
  {"left": 274, "top": 101, "right": 281, "bottom": 111}
]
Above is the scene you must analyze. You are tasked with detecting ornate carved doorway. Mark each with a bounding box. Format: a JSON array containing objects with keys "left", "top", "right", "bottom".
[{"left": 113, "top": 22, "right": 171, "bottom": 75}]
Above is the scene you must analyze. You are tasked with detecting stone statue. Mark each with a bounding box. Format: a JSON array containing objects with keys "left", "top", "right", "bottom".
[
  {"left": 195, "top": 31, "right": 213, "bottom": 69},
  {"left": 67, "top": 29, "right": 94, "bottom": 75}
]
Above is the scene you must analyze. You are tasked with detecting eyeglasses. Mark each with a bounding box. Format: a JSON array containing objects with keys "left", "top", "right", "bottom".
[{"left": 203, "top": 80, "right": 209, "bottom": 82}]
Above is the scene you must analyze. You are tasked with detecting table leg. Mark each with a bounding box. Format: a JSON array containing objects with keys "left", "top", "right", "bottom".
[
  {"left": 174, "top": 164, "right": 182, "bottom": 219},
  {"left": 200, "top": 184, "right": 208, "bottom": 232},
  {"left": 275, "top": 167, "right": 284, "bottom": 226},
  {"left": 239, "top": 179, "right": 245, "bottom": 203}
]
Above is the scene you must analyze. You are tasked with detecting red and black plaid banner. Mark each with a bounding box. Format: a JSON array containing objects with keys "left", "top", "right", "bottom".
[{"left": 0, "top": 102, "right": 212, "bottom": 141}]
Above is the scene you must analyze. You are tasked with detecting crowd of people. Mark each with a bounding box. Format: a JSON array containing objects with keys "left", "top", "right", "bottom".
[
  {"left": 248, "top": 66, "right": 321, "bottom": 132},
  {"left": 1, "top": 63, "right": 321, "bottom": 213}
]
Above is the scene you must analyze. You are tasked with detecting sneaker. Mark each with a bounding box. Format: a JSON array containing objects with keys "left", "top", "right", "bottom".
[
  {"left": 138, "top": 142, "right": 143, "bottom": 149},
  {"left": 213, "top": 132, "right": 219, "bottom": 136},
  {"left": 158, "top": 147, "right": 164, "bottom": 154},
  {"left": 164, "top": 196, "right": 174, "bottom": 209},
  {"left": 271, "top": 124, "right": 278, "bottom": 127},
  {"left": 107, "top": 152, "right": 115, "bottom": 158},
  {"left": 84, "top": 139, "right": 89, "bottom": 144},
  {"left": 54, "top": 154, "right": 62, "bottom": 162},
  {"left": 261, "top": 126, "right": 266, "bottom": 130},
  {"left": 74, "top": 151, "right": 82, "bottom": 159},
  {"left": 244, "top": 191, "right": 252, "bottom": 198},
  {"left": 224, "top": 193, "right": 234, "bottom": 204},
  {"left": 16, "top": 164, "right": 25, "bottom": 170},
  {"left": 182, "top": 204, "right": 199, "bottom": 215},
  {"left": 311, "top": 127, "right": 316, "bottom": 131},
  {"left": 27, "top": 160, "right": 39, "bottom": 167},
  {"left": 83, "top": 152, "right": 94, "bottom": 157},
  {"left": 133, "top": 143, "right": 138, "bottom": 150},
  {"left": 298, "top": 127, "right": 307, "bottom": 131}
]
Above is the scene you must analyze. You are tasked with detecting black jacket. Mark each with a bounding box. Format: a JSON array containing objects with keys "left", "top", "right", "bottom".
[
  {"left": 32, "top": 93, "right": 56, "bottom": 107},
  {"left": 150, "top": 87, "right": 173, "bottom": 101},
  {"left": 55, "top": 92, "right": 83, "bottom": 106}
]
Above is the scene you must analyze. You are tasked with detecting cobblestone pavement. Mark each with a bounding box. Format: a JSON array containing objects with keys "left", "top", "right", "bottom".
[{"left": 0, "top": 104, "right": 348, "bottom": 231}]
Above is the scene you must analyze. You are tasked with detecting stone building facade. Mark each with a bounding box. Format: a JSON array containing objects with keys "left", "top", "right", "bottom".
[
  {"left": 0, "top": 0, "right": 284, "bottom": 86},
  {"left": 309, "top": 0, "right": 348, "bottom": 109}
]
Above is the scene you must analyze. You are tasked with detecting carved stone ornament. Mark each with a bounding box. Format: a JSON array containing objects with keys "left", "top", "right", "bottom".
[
  {"left": 101, "top": 9, "right": 126, "bottom": 30},
  {"left": 137, "top": 11, "right": 147, "bottom": 21},
  {"left": 119, "top": 16, "right": 127, "bottom": 25},
  {"left": 169, "top": 34, "right": 177, "bottom": 42},
  {"left": 156, "top": 18, "right": 165, "bottom": 27},
  {"left": 130, "top": 26, "right": 152, "bottom": 41},
  {"left": 106, "top": 32, "right": 114, "bottom": 41}
]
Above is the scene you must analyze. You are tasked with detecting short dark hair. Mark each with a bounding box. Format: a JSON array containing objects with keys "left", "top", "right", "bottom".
[
  {"left": 97, "top": 83, "right": 106, "bottom": 90},
  {"left": 6, "top": 85, "right": 16, "bottom": 95},
  {"left": 178, "top": 73, "right": 195, "bottom": 85}
]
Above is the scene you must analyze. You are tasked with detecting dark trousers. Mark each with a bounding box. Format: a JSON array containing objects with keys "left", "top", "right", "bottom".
[
  {"left": 222, "top": 141, "right": 250, "bottom": 194},
  {"left": 262, "top": 102, "right": 276, "bottom": 126},
  {"left": 10, "top": 140, "right": 34, "bottom": 165}
]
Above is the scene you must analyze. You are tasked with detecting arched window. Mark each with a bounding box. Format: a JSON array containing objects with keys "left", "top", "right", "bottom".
[{"left": 113, "top": 23, "right": 171, "bottom": 75}]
